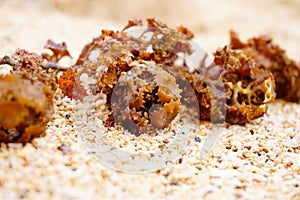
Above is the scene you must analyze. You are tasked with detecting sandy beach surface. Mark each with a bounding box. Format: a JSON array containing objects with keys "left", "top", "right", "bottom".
[{"left": 0, "top": 0, "right": 299, "bottom": 199}]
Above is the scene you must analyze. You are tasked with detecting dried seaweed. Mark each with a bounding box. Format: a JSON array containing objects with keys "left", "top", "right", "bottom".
[
  {"left": 214, "top": 46, "right": 276, "bottom": 124},
  {"left": 0, "top": 74, "right": 52, "bottom": 143},
  {"left": 0, "top": 41, "right": 70, "bottom": 143},
  {"left": 230, "top": 31, "right": 300, "bottom": 103},
  {"left": 59, "top": 19, "right": 277, "bottom": 132}
]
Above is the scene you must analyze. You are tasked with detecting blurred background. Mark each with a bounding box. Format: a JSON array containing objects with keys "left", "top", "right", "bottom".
[{"left": 0, "top": 0, "right": 299, "bottom": 60}]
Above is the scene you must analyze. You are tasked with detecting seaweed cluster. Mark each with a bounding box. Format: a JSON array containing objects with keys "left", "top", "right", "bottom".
[
  {"left": 58, "top": 18, "right": 277, "bottom": 134},
  {"left": 0, "top": 74, "right": 51, "bottom": 143},
  {"left": 1, "top": 18, "right": 298, "bottom": 142},
  {"left": 111, "top": 63, "right": 182, "bottom": 134},
  {"left": 0, "top": 41, "right": 70, "bottom": 143},
  {"left": 59, "top": 19, "right": 196, "bottom": 135},
  {"left": 214, "top": 46, "right": 276, "bottom": 124},
  {"left": 230, "top": 31, "right": 300, "bottom": 103}
]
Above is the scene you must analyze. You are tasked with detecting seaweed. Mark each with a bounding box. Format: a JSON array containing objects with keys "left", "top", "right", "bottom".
[{"left": 230, "top": 31, "right": 300, "bottom": 103}]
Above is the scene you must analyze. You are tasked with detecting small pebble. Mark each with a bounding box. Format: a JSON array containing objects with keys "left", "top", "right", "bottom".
[
  {"left": 57, "top": 144, "right": 71, "bottom": 153},
  {"left": 195, "top": 136, "right": 201, "bottom": 143}
]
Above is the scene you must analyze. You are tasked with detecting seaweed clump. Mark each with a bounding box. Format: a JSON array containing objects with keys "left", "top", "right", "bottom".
[
  {"left": 58, "top": 19, "right": 277, "bottom": 134},
  {"left": 59, "top": 19, "right": 197, "bottom": 135},
  {"left": 110, "top": 63, "right": 182, "bottom": 134},
  {"left": 213, "top": 46, "right": 276, "bottom": 124},
  {"left": 0, "top": 74, "right": 52, "bottom": 143},
  {"left": 230, "top": 31, "right": 300, "bottom": 103},
  {"left": 0, "top": 41, "right": 70, "bottom": 143}
]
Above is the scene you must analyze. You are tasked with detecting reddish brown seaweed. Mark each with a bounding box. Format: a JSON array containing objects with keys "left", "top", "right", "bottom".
[
  {"left": 214, "top": 46, "right": 276, "bottom": 124},
  {"left": 230, "top": 31, "right": 300, "bottom": 103},
  {"left": 58, "top": 19, "right": 277, "bottom": 133},
  {"left": 0, "top": 41, "right": 70, "bottom": 143},
  {"left": 0, "top": 74, "right": 52, "bottom": 143}
]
